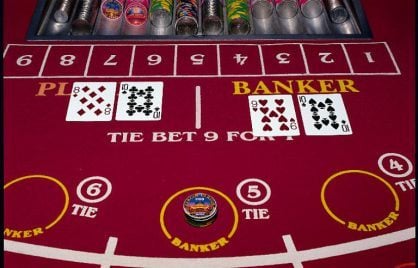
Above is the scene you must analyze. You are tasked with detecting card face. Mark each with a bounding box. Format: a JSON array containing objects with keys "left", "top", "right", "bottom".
[
  {"left": 115, "top": 82, "right": 164, "bottom": 121},
  {"left": 248, "top": 95, "right": 300, "bottom": 137},
  {"left": 66, "top": 82, "right": 117, "bottom": 121},
  {"left": 297, "top": 93, "right": 353, "bottom": 136}
]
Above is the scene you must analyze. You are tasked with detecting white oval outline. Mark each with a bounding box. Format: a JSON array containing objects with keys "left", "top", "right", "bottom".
[
  {"left": 378, "top": 153, "right": 413, "bottom": 178},
  {"left": 3, "top": 227, "right": 415, "bottom": 267},
  {"left": 76, "top": 176, "right": 112, "bottom": 203},
  {"left": 236, "top": 178, "right": 271, "bottom": 206}
]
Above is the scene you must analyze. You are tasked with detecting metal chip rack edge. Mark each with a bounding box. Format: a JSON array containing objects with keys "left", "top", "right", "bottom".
[{"left": 30, "top": 0, "right": 371, "bottom": 40}]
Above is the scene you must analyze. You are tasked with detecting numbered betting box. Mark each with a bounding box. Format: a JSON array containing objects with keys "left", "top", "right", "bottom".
[{"left": 3, "top": 0, "right": 416, "bottom": 268}]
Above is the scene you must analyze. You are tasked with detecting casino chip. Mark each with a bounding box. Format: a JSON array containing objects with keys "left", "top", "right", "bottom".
[{"left": 183, "top": 193, "right": 218, "bottom": 227}]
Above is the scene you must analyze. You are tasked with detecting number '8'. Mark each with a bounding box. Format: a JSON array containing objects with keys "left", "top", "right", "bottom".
[{"left": 60, "top": 55, "right": 76, "bottom": 66}]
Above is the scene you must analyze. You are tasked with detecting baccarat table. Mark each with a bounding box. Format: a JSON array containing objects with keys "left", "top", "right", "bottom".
[{"left": 2, "top": 0, "right": 416, "bottom": 267}]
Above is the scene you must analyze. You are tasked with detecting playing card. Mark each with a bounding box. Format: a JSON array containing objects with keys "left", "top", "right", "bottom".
[
  {"left": 248, "top": 95, "right": 300, "bottom": 137},
  {"left": 298, "top": 93, "right": 352, "bottom": 136},
  {"left": 116, "top": 82, "right": 163, "bottom": 121},
  {"left": 66, "top": 82, "right": 117, "bottom": 121}
]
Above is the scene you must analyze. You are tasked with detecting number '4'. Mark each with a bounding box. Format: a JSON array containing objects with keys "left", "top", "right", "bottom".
[{"left": 389, "top": 159, "right": 403, "bottom": 171}]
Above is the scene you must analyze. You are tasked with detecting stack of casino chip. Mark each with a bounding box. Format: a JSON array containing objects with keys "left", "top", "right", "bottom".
[
  {"left": 71, "top": 0, "right": 100, "bottom": 35},
  {"left": 54, "top": 0, "right": 77, "bottom": 23},
  {"left": 94, "top": 0, "right": 125, "bottom": 35},
  {"left": 324, "top": 0, "right": 348, "bottom": 24},
  {"left": 174, "top": 0, "right": 199, "bottom": 35},
  {"left": 121, "top": 0, "right": 150, "bottom": 35},
  {"left": 150, "top": 0, "right": 174, "bottom": 27},
  {"left": 226, "top": 0, "right": 251, "bottom": 35},
  {"left": 202, "top": 0, "right": 224, "bottom": 35},
  {"left": 183, "top": 193, "right": 218, "bottom": 227}
]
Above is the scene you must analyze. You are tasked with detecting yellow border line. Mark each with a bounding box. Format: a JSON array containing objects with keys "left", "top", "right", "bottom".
[
  {"left": 4, "top": 174, "right": 70, "bottom": 230},
  {"left": 320, "top": 170, "right": 400, "bottom": 225},
  {"left": 160, "top": 186, "right": 239, "bottom": 240}
]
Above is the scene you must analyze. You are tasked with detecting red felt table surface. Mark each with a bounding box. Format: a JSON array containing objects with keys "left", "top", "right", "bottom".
[{"left": 2, "top": 0, "right": 415, "bottom": 267}]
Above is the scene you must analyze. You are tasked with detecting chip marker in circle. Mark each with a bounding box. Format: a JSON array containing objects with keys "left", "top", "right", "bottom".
[{"left": 183, "top": 192, "right": 218, "bottom": 227}]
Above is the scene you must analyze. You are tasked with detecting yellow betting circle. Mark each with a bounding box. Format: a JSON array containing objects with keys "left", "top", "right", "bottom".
[
  {"left": 4, "top": 174, "right": 70, "bottom": 230},
  {"left": 320, "top": 170, "right": 400, "bottom": 226},
  {"left": 160, "top": 186, "right": 239, "bottom": 240}
]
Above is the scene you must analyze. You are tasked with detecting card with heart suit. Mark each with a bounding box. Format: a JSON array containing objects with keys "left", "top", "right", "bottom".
[{"left": 248, "top": 95, "right": 300, "bottom": 137}]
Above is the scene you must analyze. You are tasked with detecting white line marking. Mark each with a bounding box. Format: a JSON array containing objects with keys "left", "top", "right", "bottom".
[
  {"left": 195, "top": 85, "right": 202, "bottom": 129},
  {"left": 283, "top": 235, "right": 303, "bottom": 268},
  {"left": 3, "top": 44, "right": 11, "bottom": 58},
  {"left": 383, "top": 42, "right": 401, "bottom": 74},
  {"left": 217, "top": 44, "right": 221, "bottom": 76},
  {"left": 3, "top": 42, "right": 402, "bottom": 78},
  {"left": 4, "top": 227, "right": 415, "bottom": 268},
  {"left": 129, "top": 46, "right": 136, "bottom": 77},
  {"left": 258, "top": 45, "right": 266, "bottom": 75},
  {"left": 101, "top": 237, "right": 118, "bottom": 268},
  {"left": 173, "top": 45, "right": 178, "bottom": 76},
  {"left": 300, "top": 44, "right": 310, "bottom": 74},
  {"left": 4, "top": 42, "right": 395, "bottom": 47},
  {"left": 2, "top": 72, "right": 402, "bottom": 79},
  {"left": 84, "top": 46, "right": 94, "bottom": 77},
  {"left": 341, "top": 44, "right": 354, "bottom": 74},
  {"left": 38, "top": 45, "right": 51, "bottom": 77}
]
